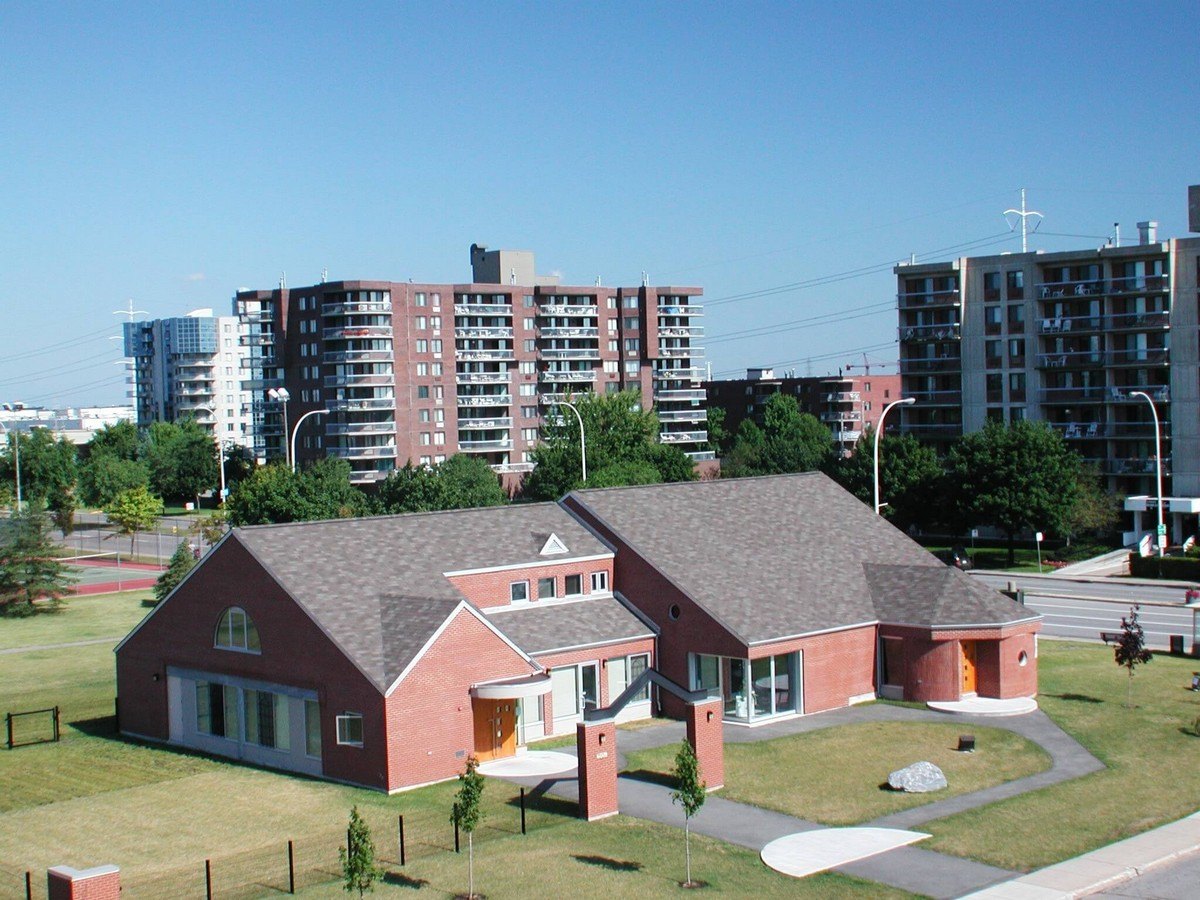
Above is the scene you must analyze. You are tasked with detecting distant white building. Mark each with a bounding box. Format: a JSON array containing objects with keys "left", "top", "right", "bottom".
[
  {"left": 123, "top": 309, "right": 253, "bottom": 453},
  {"left": 0, "top": 403, "right": 136, "bottom": 444}
]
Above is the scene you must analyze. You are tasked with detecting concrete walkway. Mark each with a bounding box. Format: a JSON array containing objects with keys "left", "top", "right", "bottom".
[
  {"left": 0, "top": 636, "right": 123, "bottom": 655},
  {"left": 500, "top": 702, "right": 1106, "bottom": 898},
  {"left": 962, "top": 811, "right": 1200, "bottom": 899}
]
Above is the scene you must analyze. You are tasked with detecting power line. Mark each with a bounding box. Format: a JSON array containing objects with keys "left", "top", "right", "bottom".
[
  {"left": 708, "top": 301, "right": 896, "bottom": 345},
  {"left": 0, "top": 348, "right": 125, "bottom": 388},
  {"left": 711, "top": 340, "right": 897, "bottom": 379},
  {"left": 13, "top": 371, "right": 127, "bottom": 405},
  {"left": 1, "top": 324, "right": 124, "bottom": 365}
]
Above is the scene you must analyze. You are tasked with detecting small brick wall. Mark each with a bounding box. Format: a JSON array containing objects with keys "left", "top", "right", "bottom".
[
  {"left": 686, "top": 698, "right": 724, "bottom": 790},
  {"left": 47, "top": 866, "right": 120, "bottom": 900},
  {"left": 576, "top": 720, "right": 618, "bottom": 820}
]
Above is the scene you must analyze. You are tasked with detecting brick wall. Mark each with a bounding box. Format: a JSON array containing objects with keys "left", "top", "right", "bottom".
[
  {"left": 880, "top": 622, "right": 1041, "bottom": 701},
  {"left": 685, "top": 698, "right": 724, "bottom": 790},
  {"left": 576, "top": 720, "right": 618, "bottom": 820},
  {"left": 447, "top": 557, "right": 613, "bottom": 610},
  {"left": 47, "top": 866, "right": 120, "bottom": 900},
  {"left": 757, "top": 626, "right": 877, "bottom": 714},
  {"left": 384, "top": 608, "right": 538, "bottom": 791},
  {"left": 535, "top": 638, "right": 656, "bottom": 732},
  {"left": 116, "top": 536, "right": 389, "bottom": 789}
]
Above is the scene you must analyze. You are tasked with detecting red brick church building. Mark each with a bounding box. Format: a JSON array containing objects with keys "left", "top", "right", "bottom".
[{"left": 115, "top": 473, "right": 1039, "bottom": 792}]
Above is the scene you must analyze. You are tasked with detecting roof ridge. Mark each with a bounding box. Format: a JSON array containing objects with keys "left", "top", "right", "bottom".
[
  {"left": 235, "top": 500, "right": 563, "bottom": 532},
  {"left": 573, "top": 470, "right": 823, "bottom": 496}
]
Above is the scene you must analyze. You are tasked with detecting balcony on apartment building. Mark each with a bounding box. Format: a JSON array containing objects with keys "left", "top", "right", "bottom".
[
  {"left": 455, "top": 325, "right": 514, "bottom": 339},
  {"left": 656, "top": 301, "right": 703, "bottom": 316},
  {"left": 456, "top": 371, "right": 511, "bottom": 385},
  {"left": 820, "top": 410, "right": 864, "bottom": 424},
  {"left": 322, "top": 349, "right": 393, "bottom": 365},
  {"left": 658, "top": 345, "right": 703, "bottom": 358},
  {"left": 658, "top": 325, "right": 703, "bottom": 338},
  {"left": 538, "top": 325, "right": 599, "bottom": 339},
  {"left": 321, "top": 299, "right": 392, "bottom": 317},
  {"left": 325, "top": 421, "right": 395, "bottom": 436},
  {"left": 455, "top": 297, "right": 514, "bottom": 316},
  {"left": 1038, "top": 385, "right": 1108, "bottom": 403},
  {"left": 323, "top": 372, "right": 395, "bottom": 389},
  {"left": 653, "top": 366, "right": 705, "bottom": 381},
  {"left": 1107, "top": 348, "right": 1169, "bottom": 367},
  {"left": 326, "top": 397, "right": 395, "bottom": 413},
  {"left": 1105, "top": 457, "right": 1172, "bottom": 476},
  {"left": 539, "top": 369, "right": 597, "bottom": 383},
  {"left": 538, "top": 302, "right": 598, "bottom": 317},
  {"left": 458, "top": 437, "right": 513, "bottom": 452},
  {"left": 458, "top": 417, "right": 514, "bottom": 431},
  {"left": 457, "top": 392, "right": 512, "bottom": 407},
  {"left": 538, "top": 347, "right": 601, "bottom": 360},
  {"left": 901, "top": 389, "right": 960, "bottom": 405},
  {"left": 327, "top": 445, "right": 398, "bottom": 460},
  {"left": 658, "top": 409, "right": 707, "bottom": 423},
  {"left": 898, "top": 322, "right": 961, "bottom": 342},
  {"left": 323, "top": 324, "right": 393, "bottom": 341},
  {"left": 1036, "top": 350, "right": 1106, "bottom": 369},
  {"left": 1108, "top": 385, "right": 1170, "bottom": 403},
  {"left": 658, "top": 430, "right": 707, "bottom": 444},
  {"left": 654, "top": 387, "right": 707, "bottom": 402},
  {"left": 897, "top": 288, "right": 960, "bottom": 310},
  {"left": 899, "top": 356, "right": 961, "bottom": 373},
  {"left": 457, "top": 348, "right": 517, "bottom": 362}
]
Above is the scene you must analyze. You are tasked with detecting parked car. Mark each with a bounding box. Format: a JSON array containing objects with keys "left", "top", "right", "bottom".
[{"left": 934, "top": 546, "right": 973, "bottom": 570}]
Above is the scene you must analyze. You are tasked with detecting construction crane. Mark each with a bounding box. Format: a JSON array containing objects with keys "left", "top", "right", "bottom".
[{"left": 844, "top": 353, "right": 897, "bottom": 375}]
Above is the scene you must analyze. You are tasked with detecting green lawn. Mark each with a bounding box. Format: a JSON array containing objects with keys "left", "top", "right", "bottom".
[
  {"left": 922, "top": 642, "right": 1200, "bottom": 871},
  {"left": 0, "top": 590, "right": 152, "bottom": 651},
  {"left": 0, "top": 602, "right": 913, "bottom": 899},
  {"left": 625, "top": 722, "right": 1051, "bottom": 826}
]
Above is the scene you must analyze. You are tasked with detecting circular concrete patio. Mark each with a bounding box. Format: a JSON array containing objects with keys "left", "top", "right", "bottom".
[
  {"left": 760, "top": 827, "right": 931, "bottom": 878},
  {"left": 477, "top": 750, "right": 577, "bottom": 778}
]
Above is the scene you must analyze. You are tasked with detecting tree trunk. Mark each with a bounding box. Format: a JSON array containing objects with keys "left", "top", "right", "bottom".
[
  {"left": 468, "top": 832, "right": 474, "bottom": 899},
  {"left": 685, "top": 819, "right": 691, "bottom": 886},
  {"left": 1127, "top": 669, "right": 1134, "bottom": 708}
]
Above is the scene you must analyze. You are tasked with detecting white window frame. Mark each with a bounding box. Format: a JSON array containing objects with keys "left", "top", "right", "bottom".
[
  {"left": 510, "top": 580, "right": 529, "bottom": 604},
  {"left": 336, "top": 713, "right": 364, "bottom": 747},
  {"left": 214, "top": 607, "right": 260, "bottom": 654},
  {"left": 590, "top": 571, "right": 609, "bottom": 593}
]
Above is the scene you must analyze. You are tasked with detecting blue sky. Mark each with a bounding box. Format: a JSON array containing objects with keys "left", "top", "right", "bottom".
[{"left": 2, "top": 2, "right": 1196, "bottom": 406}]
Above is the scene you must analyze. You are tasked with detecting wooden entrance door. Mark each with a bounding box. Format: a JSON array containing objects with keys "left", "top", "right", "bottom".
[
  {"left": 960, "top": 641, "right": 977, "bottom": 694},
  {"left": 472, "top": 699, "right": 517, "bottom": 762}
]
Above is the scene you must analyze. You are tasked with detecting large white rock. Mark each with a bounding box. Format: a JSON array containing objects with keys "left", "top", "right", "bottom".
[{"left": 888, "top": 761, "right": 948, "bottom": 793}]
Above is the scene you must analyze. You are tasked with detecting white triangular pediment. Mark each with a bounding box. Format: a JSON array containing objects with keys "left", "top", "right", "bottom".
[{"left": 540, "top": 533, "right": 569, "bottom": 556}]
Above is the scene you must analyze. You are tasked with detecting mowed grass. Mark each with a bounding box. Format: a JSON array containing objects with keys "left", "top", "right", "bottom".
[
  {"left": 0, "top": 590, "right": 152, "bottom": 651},
  {"left": 625, "top": 722, "right": 1051, "bottom": 826},
  {"left": 922, "top": 641, "right": 1200, "bottom": 870},
  {"left": 0, "top": 602, "right": 914, "bottom": 899}
]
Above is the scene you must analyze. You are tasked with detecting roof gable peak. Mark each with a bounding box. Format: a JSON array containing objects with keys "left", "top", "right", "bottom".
[{"left": 540, "top": 532, "right": 569, "bottom": 556}]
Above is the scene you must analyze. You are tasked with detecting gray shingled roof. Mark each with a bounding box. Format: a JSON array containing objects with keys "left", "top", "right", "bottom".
[
  {"left": 485, "top": 596, "right": 654, "bottom": 656},
  {"left": 232, "top": 504, "right": 609, "bottom": 691},
  {"left": 567, "top": 473, "right": 1035, "bottom": 644}
]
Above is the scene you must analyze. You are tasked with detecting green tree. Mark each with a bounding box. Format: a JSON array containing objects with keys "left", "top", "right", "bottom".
[
  {"left": 947, "top": 420, "right": 1080, "bottom": 565},
  {"left": 84, "top": 421, "right": 140, "bottom": 462},
  {"left": 144, "top": 420, "right": 218, "bottom": 505},
  {"left": 47, "top": 483, "right": 78, "bottom": 536},
  {"left": 227, "top": 459, "right": 368, "bottom": 526},
  {"left": 191, "top": 508, "right": 230, "bottom": 548},
  {"left": 338, "top": 806, "right": 383, "bottom": 898},
  {"left": 104, "top": 486, "right": 164, "bottom": 556},
  {"left": 1066, "top": 465, "right": 1120, "bottom": 546},
  {"left": 1114, "top": 605, "right": 1154, "bottom": 708},
  {"left": 828, "top": 428, "right": 945, "bottom": 531},
  {"left": 154, "top": 542, "right": 196, "bottom": 604},
  {"left": 451, "top": 756, "right": 485, "bottom": 900},
  {"left": 2, "top": 429, "right": 78, "bottom": 509},
  {"left": 0, "top": 502, "right": 77, "bottom": 616},
  {"left": 524, "top": 390, "right": 696, "bottom": 501},
  {"left": 671, "top": 739, "right": 707, "bottom": 888},
  {"left": 705, "top": 405, "right": 729, "bottom": 456},
  {"left": 79, "top": 453, "right": 150, "bottom": 508},
  {"left": 435, "top": 454, "right": 508, "bottom": 510},
  {"left": 724, "top": 394, "right": 834, "bottom": 477}
]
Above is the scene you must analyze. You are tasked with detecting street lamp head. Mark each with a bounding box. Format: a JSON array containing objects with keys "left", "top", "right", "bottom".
[
  {"left": 899, "top": 397, "right": 916, "bottom": 406},
  {"left": 268, "top": 387, "right": 290, "bottom": 402}
]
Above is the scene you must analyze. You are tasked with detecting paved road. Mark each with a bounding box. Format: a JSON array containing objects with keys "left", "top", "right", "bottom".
[
  {"left": 969, "top": 572, "right": 1198, "bottom": 651},
  {"left": 1096, "top": 848, "right": 1200, "bottom": 897}
]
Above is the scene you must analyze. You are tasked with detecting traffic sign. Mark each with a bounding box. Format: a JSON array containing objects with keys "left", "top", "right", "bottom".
[{"left": 1158, "top": 523, "right": 1167, "bottom": 536}]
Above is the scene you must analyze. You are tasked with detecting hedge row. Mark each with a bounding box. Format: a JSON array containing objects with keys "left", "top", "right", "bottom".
[{"left": 1129, "top": 554, "right": 1200, "bottom": 582}]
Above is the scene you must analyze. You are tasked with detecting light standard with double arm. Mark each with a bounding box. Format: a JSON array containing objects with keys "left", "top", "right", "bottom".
[
  {"left": 874, "top": 397, "right": 915, "bottom": 515},
  {"left": 268, "top": 387, "right": 291, "bottom": 466},
  {"left": 1129, "top": 390, "right": 1165, "bottom": 557},
  {"left": 190, "top": 406, "right": 226, "bottom": 505}
]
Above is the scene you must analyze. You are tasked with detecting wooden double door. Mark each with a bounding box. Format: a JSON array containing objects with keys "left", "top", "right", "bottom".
[{"left": 472, "top": 699, "right": 516, "bottom": 762}]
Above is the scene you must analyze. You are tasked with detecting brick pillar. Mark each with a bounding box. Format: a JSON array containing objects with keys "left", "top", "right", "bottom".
[
  {"left": 685, "top": 698, "right": 725, "bottom": 791},
  {"left": 47, "top": 865, "right": 120, "bottom": 900},
  {"left": 576, "top": 719, "right": 618, "bottom": 821}
]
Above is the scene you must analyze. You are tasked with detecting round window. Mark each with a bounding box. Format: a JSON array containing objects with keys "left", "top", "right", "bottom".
[
  {"left": 1018, "top": 650, "right": 1028, "bottom": 667},
  {"left": 668, "top": 604, "right": 681, "bottom": 620}
]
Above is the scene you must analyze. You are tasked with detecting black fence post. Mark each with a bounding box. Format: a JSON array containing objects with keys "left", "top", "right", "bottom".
[
  {"left": 398, "top": 815, "right": 406, "bottom": 866},
  {"left": 24, "top": 870, "right": 31, "bottom": 900},
  {"left": 520, "top": 787, "right": 527, "bottom": 835},
  {"left": 287, "top": 839, "right": 295, "bottom": 894},
  {"left": 53, "top": 706, "right": 60, "bottom": 743},
  {"left": 205, "top": 859, "right": 212, "bottom": 900},
  {"left": 454, "top": 820, "right": 460, "bottom": 853},
  {"left": 6, "top": 713, "right": 12, "bottom": 750}
]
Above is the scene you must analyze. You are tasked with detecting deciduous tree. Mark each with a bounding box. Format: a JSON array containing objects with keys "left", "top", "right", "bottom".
[
  {"left": 104, "top": 486, "right": 164, "bottom": 556},
  {"left": 226, "top": 459, "right": 368, "bottom": 526},
  {"left": 828, "top": 428, "right": 945, "bottom": 532},
  {"left": 144, "top": 420, "right": 218, "bottom": 506},
  {"left": 947, "top": 420, "right": 1080, "bottom": 565},
  {"left": 671, "top": 739, "right": 707, "bottom": 888},
  {"left": 338, "top": 806, "right": 383, "bottom": 898},
  {"left": 451, "top": 756, "right": 485, "bottom": 900},
  {"left": 723, "top": 393, "right": 834, "bottom": 478},
  {"left": 154, "top": 542, "right": 196, "bottom": 604},
  {"left": 1114, "top": 605, "right": 1154, "bottom": 707},
  {"left": 79, "top": 453, "right": 150, "bottom": 508}
]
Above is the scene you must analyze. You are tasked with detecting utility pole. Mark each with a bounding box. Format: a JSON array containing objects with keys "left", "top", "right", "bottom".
[{"left": 1003, "top": 188, "right": 1044, "bottom": 254}]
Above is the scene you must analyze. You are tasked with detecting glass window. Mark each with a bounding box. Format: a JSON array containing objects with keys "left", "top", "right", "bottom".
[
  {"left": 415, "top": 292, "right": 427, "bottom": 307},
  {"left": 196, "top": 681, "right": 238, "bottom": 739},
  {"left": 590, "top": 571, "right": 608, "bottom": 592},
  {"left": 417, "top": 385, "right": 430, "bottom": 399},
  {"left": 305, "top": 699, "right": 321, "bottom": 758},
  {"left": 722, "top": 658, "right": 747, "bottom": 719},
  {"left": 985, "top": 305, "right": 1001, "bottom": 326},
  {"left": 510, "top": 581, "right": 529, "bottom": 603},
  {"left": 564, "top": 574, "right": 582, "bottom": 595},
  {"left": 244, "top": 689, "right": 290, "bottom": 751},
  {"left": 550, "top": 667, "right": 578, "bottom": 718},
  {"left": 215, "top": 607, "right": 260, "bottom": 653},
  {"left": 751, "top": 656, "right": 773, "bottom": 718},
  {"left": 1007, "top": 304, "right": 1025, "bottom": 326},
  {"left": 336, "top": 713, "right": 364, "bottom": 746},
  {"left": 628, "top": 653, "right": 649, "bottom": 701},
  {"left": 694, "top": 654, "right": 720, "bottom": 693},
  {"left": 538, "top": 577, "right": 556, "bottom": 600}
]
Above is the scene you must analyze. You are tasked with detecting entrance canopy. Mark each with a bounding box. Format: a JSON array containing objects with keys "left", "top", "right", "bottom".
[{"left": 471, "top": 673, "right": 552, "bottom": 700}]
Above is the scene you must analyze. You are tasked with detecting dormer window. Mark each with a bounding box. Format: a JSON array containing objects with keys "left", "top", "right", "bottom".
[
  {"left": 215, "top": 607, "right": 260, "bottom": 653},
  {"left": 539, "top": 533, "right": 568, "bottom": 556}
]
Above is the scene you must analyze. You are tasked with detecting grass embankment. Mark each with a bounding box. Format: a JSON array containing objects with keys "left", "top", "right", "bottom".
[
  {"left": 625, "top": 722, "right": 1051, "bottom": 826},
  {"left": 0, "top": 599, "right": 909, "bottom": 898},
  {"left": 921, "top": 641, "right": 1200, "bottom": 870}
]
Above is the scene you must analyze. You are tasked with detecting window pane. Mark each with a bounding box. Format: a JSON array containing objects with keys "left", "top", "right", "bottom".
[
  {"left": 196, "top": 682, "right": 213, "bottom": 734},
  {"left": 273, "top": 693, "right": 289, "bottom": 751},
  {"left": 581, "top": 665, "right": 598, "bottom": 709},
  {"left": 337, "top": 714, "right": 363, "bottom": 745},
  {"left": 565, "top": 574, "right": 582, "bottom": 595},
  {"left": 519, "top": 695, "right": 542, "bottom": 725},
  {"left": 222, "top": 685, "right": 239, "bottom": 739},
  {"left": 722, "top": 658, "right": 747, "bottom": 719},
  {"left": 538, "top": 577, "right": 556, "bottom": 600},
  {"left": 510, "top": 581, "right": 528, "bottom": 603},
  {"left": 696, "top": 655, "right": 719, "bottom": 692},
  {"left": 751, "top": 657, "right": 772, "bottom": 718},
  {"left": 245, "top": 689, "right": 261, "bottom": 745},
  {"left": 772, "top": 653, "right": 793, "bottom": 713},
  {"left": 305, "top": 700, "right": 321, "bottom": 757},
  {"left": 609, "top": 657, "right": 628, "bottom": 698},
  {"left": 551, "top": 668, "right": 578, "bottom": 718},
  {"left": 630, "top": 654, "right": 650, "bottom": 701}
]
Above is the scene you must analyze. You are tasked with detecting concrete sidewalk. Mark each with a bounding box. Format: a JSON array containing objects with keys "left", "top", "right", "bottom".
[{"left": 961, "top": 811, "right": 1200, "bottom": 898}]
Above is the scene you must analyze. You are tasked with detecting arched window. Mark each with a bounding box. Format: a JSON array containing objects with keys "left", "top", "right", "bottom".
[{"left": 215, "top": 607, "right": 261, "bottom": 653}]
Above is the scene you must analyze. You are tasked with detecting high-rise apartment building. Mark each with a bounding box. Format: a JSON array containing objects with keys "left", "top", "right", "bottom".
[
  {"left": 706, "top": 368, "right": 901, "bottom": 456},
  {"left": 123, "top": 309, "right": 254, "bottom": 452},
  {"left": 896, "top": 209, "right": 1200, "bottom": 544},
  {"left": 234, "top": 247, "right": 709, "bottom": 484}
]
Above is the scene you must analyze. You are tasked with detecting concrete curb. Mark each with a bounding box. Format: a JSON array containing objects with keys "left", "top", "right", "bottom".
[{"left": 959, "top": 810, "right": 1200, "bottom": 898}]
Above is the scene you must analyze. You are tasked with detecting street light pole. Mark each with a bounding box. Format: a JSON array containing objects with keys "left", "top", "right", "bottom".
[
  {"left": 1129, "top": 390, "right": 1165, "bottom": 557},
  {"left": 290, "top": 409, "right": 328, "bottom": 474},
  {"left": 555, "top": 401, "right": 587, "bottom": 483},
  {"left": 268, "top": 388, "right": 291, "bottom": 466},
  {"left": 191, "top": 406, "right": 226, "bottom": 505},
  {"left": 874, "top": 397, "right": 915, "bottom": 515}
]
